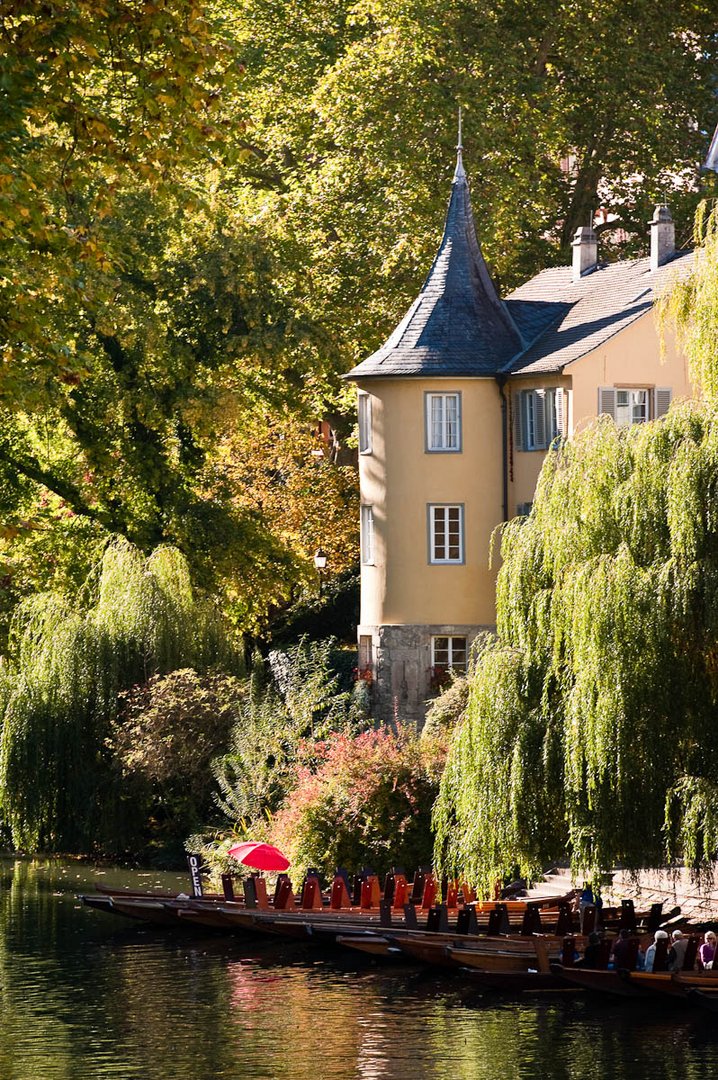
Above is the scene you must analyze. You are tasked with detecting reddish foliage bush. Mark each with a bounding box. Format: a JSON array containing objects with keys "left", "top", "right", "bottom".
[{"left": 269, "top": 727, "right": 446, "bottom": 880}]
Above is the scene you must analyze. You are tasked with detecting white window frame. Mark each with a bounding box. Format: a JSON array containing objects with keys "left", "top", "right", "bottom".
[
  {"left": 425, "top": 392, "right": 462, "bottom": 452},
  {"left": 360, "top": 505, "right": 375, "bottom": 565},
  {"left": 615, "top": 388, "right": 648, "bottom": 428},
  {"left": 428, "top": 504, "right": 464, "bottom": 564},
  {"left": 431, "top": 635, "right": 468, "bottom": 673},
  {"left": 516, "top": 388, "right": 563, "bottom": 451},
  {"left": 598, "top": 387, "right": 672, "bottom": 427},
  {"left": 358, "top": 393, "right": 372, "bottom": 454}
]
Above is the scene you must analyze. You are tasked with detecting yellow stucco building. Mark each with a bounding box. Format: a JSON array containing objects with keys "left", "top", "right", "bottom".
[{"left": 345, "top": 146, "right": 693, "bottom": 724}]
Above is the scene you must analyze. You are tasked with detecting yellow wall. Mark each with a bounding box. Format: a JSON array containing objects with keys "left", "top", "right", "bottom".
[
  {"left": 356, "top": 310, "right": 693, "bottom": 635},
  {"left": 509, "top": 312, "right": 691, "bottom": 511},
  {"left": 508, "top": 375, "right": 571, "bottom": 513},
  {"left": 356, "top": 376, "right": 503, "bottom": 628},
  {"left": 569, "top": 312, "right": 690, "bottom": 430}
]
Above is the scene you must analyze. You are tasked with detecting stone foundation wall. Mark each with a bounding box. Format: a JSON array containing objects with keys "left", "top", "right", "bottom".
[{"left": 359, "top": 622, "right": 493, "bottom": 727}]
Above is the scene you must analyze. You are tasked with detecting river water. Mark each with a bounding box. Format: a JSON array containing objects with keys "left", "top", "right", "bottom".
[{"left": 1, "top": 857, "right": 718, "bottom": 1079}]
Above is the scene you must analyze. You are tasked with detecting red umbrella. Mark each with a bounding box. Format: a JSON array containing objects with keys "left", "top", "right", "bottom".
[{"left": 228, "top": 841, "right": 290, "bottom": 872}]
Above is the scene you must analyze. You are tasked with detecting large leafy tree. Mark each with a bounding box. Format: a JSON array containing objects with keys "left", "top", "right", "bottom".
[
  {"left": 2, "top": 0, "right": 717, "bottom": 638},
  {"left": 223, "top": 0, "right": 718, "bottom": 354},
  {"left": 1, "top": 0, "right": 238, "bottom": 394},
  {"left": 0, "top": 4, "right": 350, "bottom": 633},
  {"left": 433, "top": 405, "right": 718, "bottom": 890}
]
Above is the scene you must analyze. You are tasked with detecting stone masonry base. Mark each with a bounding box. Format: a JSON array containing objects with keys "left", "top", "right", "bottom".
[{"left": 359, "top": 622, "right": 494, "bottom": 727}]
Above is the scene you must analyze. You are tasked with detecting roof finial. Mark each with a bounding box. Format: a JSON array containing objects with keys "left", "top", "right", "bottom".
[{"left": 454, "top": 105, "right": 466, "bottom": 183}]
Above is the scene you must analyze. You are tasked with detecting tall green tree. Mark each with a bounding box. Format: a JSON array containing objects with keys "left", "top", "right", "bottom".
[
  {"left": 432, "top": 406, "right": 718, "bottom": 891},
  {"left": 1, "top": 0, "right": 239, "bottom": 396}
]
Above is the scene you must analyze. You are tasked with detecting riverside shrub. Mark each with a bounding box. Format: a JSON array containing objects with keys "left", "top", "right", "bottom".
[{"left": 269, "top": 727, "right": 446, "bottom": 880}]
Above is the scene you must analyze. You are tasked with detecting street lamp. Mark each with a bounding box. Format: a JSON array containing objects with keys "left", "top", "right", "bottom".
[{"left": 313, "top": 548, "right": 328, "bottom": 595}]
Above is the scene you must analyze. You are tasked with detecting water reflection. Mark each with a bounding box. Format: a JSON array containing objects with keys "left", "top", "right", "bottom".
[{"left": 0, "top": 858, "right": 717, "bottom": 1079}]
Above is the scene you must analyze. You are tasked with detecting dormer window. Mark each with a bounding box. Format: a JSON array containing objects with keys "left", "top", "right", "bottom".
[{"left": 426, "top": 392, "right": 462, "bottom": 452}]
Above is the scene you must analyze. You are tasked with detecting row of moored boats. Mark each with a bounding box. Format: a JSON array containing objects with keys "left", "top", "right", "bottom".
[{"left": 79, "top": 869, "right": 718, "bottom": 1012}]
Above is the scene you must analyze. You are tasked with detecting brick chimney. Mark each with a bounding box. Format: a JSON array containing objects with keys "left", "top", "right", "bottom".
[
  {"left": 572, "top": 225, "right": 598, "bottom": 281},
  {"left": 649, "top": 205, "right": 675, "bottom": 272}
]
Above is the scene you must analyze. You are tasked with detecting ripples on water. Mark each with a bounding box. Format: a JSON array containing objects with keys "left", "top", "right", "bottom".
[{"left": 1, "top": 858, "right": 717, "bottom": 1079}]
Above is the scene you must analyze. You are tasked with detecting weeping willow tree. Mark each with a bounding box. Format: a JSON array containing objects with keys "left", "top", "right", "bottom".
[
  {"left": 434, "top": 407, "right": 718, "bottom": 889},
  {"left": 434, "top": 201, "right": 718, "bottom": 891},
  {"left": 0, "top": 541, "right": 238, "bottom": 852}
]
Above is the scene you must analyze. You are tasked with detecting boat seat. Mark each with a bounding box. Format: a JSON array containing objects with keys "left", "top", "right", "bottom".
[
  {"left": 520, "top": 904, "right": 542, "bottom": 936},
  {"left": 274, "top": 875, "right": 297, "bottom": 911},
  {"left": 682, "top": 937, "right": 699, "bottom": 971},
  {"left": 360, "top": 875, "right": 381, "bottom": 910},
  {"left": 426, "top": 904, "right": 449, "bottom": 933},
  {"left": 580, "top": 904, "right": 597, "bottom": 935},
  {"left": 653, "top": 936, "right": 669, "bottom": 972},
  {"left": 619, "top": 898, "right": 637, "bottom": 933},
  {"left": 554, "top": 901, "right": 574, "bottom": 936},
  {"left": 330, "top": 875, "right": 352, "bottom": 910},
  {"left": 561, "top": 935, "right": 577, "bottom": 968},
  {"left": 301, "top": 874, "right": 323, "bottom": 910},
  {"left": 421, "top": 875, "right": 437, "bottom": 910},
  {"left": 487, "top": 903, "right": 510, "bottom": 936},
  {"left": 456, "top": 905, "right": 479, "bottom": 935}
]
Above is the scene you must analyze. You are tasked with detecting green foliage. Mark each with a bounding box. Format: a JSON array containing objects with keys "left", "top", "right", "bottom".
[
  {"left": 1, "top": 0, "right": 240, "bottom": 394},
  {"left": 659, "top": 200, "right": 718, "bottom": 404},
  {"left": 108, "top": 668, "right": 243, "bottom": 845},
  {"left": 188, "top": 638, "right": 373, "bottom": 874},
  {"left": 421, "top": 676, "right": 470, "bottom": 742},
  {"left": 269, "top": 567, "right": 360, "bottom": 646},
  {"left": 206, "top": 638, "right": 370, "bottom": 827},
  {"left": 434, "top": 405, "right": 718, "bottom": 892},
  {"left": 0, "top": 541, "right": 238, "bottom": 852},
  {"left": 269, "top": 727, "right": 446, "bottom": 881},
  {"left": 4, "top": 1, "right": 717, "bottom": 645}
]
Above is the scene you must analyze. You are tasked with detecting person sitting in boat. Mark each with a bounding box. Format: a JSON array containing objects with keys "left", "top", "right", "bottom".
[
  {"left": 577, "top": 931, "right": 602, "bottom": 968},
  {"left": 667, "top": 929, "right": 689, "bottom": 972},
  {"left": 699, "top": 931, "right": 717, "bottom": 970},
  {"left": 611, "top": 929, "right": 637, "bottom": 971},
  {"left": 644, "top": 929, "right": 669, "bottom": 972}
]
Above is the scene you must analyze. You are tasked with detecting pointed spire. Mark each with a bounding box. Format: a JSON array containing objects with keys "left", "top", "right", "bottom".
[
  {"left": 453, "top": 105, "right": 466, "bottom": 183},
  {"left": 345, "top": 119, "right": 525, "bottom": 380}
]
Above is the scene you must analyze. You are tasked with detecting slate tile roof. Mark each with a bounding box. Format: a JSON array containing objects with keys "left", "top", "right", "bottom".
[
  {"left": 503, "top": 251, "right": 694, "bottom": 377},
  {"left": 345, "top": 156, "right": 694, "bottom": 382},
  {"left": 345, "top": 153, "right": 525, "bottom": 380}
]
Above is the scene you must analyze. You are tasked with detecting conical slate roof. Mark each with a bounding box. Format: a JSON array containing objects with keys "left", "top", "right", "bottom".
[{"left": 345, "top": 149, "right": 525, "bottom": 380}]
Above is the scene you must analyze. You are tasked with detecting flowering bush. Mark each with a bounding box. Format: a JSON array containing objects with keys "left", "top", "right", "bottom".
[{"left": 269, "top": 727, "right": 446, "bottom": 880}]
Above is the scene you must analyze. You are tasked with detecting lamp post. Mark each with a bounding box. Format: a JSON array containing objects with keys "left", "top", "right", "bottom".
[{"left": 313, "top": 548, "right": 328, "bottom": 596}]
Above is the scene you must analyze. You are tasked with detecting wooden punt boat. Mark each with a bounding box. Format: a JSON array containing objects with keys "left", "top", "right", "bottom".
[
  {"left": 93, "top": 883, "right": 221, "bottom": 900},
  {"left": 554, "top": 966, "right": 718, "bottom": 1001},
  {"left": 104, "top": 896, "right": 187, "bottom": 927},
  {"left": 448, "top": 941, "right": 556, "bottom": 973},
  {"left": 625, "top": 970, "right": 718, "bottom": 998},
  {"left": 687, "top": 988, "right": 718, "bottom": 1013},
  {"left": 335, "top": 934, "right": 403, "bottom": 958},
  {"left": 551, "top": 967, "right": 651, "bottom": 997},
  {"left": 399, "top": 939, "right": 535, "bottom": 972}
]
